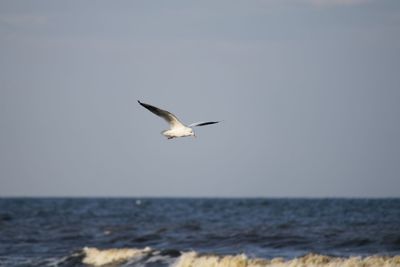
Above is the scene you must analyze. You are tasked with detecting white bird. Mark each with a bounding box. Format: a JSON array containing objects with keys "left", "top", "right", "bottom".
[{"left": 138, "top": 100, "right": 220, "bottom": 139}]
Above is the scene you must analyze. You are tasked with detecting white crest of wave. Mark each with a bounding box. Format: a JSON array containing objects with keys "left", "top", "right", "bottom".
[
  {"left": 173, "top": 252, "right": 253, "bottom": 267},
  {"left": 82, "top": 246, "right": 152, "bottom": 266},
  {"left": 80, "top": 247, "right": 400, "bottom": 267},
  {"left": 173, "top": 252, "right": 400, "bottom": 267}
]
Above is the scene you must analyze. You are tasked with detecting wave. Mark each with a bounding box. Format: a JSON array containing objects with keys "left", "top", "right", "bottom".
[
  {"left": 83, "top": 247, "right": 153, "bottom": 266},
  {"left": 81, "top": 247, "right": 400, "bottom": 267}
]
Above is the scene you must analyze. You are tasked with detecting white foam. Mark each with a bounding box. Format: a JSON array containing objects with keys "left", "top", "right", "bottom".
[
  {"left": 173, "top": 252, "right": 400, "bottom": 267},
  {"left": 81, "top": 247, "right": 400, "bottom": 267},
  {"left": 82, "top": 246, "right": 152, "bottom": 266},
  {"left": 173, "top": 252, "right": 251, "bottom": 267}
]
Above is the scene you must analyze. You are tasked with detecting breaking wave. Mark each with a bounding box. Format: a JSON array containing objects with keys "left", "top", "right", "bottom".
[
  {"left": 81, "top": 247, "right": 400, "bottom": 267},
  {"left": 82, "top": 247, "right": 153, "bottom": 266}
]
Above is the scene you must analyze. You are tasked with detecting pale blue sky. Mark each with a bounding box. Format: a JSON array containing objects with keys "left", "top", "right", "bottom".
[{"left": 1, "top": 0, "right": 399, "bottom": 197}]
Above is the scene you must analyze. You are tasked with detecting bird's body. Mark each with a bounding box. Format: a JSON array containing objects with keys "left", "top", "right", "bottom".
[
  {"left": 138, "top": 100, "right": 219, "bottom": 139},
  {"left": 162, "top": 126, "right": 193, "bottom": 139}
]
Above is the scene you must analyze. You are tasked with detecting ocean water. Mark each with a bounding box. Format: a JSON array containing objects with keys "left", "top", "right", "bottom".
[{"left": 0, "top": 198, "right": 399, "bottom": 267}]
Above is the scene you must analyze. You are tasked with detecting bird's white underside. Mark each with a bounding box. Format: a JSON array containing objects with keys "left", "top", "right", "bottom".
[{"left": 162, "top": 126, "right": 194, "bottom": 139}]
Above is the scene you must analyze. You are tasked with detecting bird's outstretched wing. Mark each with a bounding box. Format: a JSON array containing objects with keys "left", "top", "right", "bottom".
[
  {"left": 189, "top": 121, "right": 220, "bottom": 127},
  {"left": 138, "top": 100, "right": 185, "bottom": 128}
]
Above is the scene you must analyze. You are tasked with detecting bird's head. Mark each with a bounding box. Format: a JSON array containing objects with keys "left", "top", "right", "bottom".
[{"left": 188, "top": 128, "right": 196, "bottom": 138}]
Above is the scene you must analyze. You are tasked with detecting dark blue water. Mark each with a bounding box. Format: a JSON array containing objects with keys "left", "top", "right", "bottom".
[{"left": 0, "top": 198, "right": 399, "bottom": 266}]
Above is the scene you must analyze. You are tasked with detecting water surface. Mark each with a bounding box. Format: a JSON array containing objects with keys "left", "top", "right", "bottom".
[{"left": 1, "top": 198, "right": 399, "bottom": 266}]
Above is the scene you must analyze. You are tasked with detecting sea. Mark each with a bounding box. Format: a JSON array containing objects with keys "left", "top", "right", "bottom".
[{"left": 0, "top": 198, "right": 399, "bottom": 267}]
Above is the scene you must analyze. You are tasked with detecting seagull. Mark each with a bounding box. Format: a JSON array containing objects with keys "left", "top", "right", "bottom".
[{"left": 138, "top": 100, "right": 220, "bottom": 139}]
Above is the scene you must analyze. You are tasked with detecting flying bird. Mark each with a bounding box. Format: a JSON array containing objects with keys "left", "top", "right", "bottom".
[{"left": 138, "top": 100, "right": 220, "bottom": 139}]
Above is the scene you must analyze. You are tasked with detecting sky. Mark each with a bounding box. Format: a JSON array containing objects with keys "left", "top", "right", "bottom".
[{"left": 1, "top": 0, "right": 399, "bottom": 197}]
